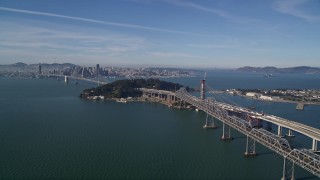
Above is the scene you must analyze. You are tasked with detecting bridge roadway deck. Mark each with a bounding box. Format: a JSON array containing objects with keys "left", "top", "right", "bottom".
[
  {"left": 48, "top": 74, "right": 107, "bottom": 85},
  {"left": 213, "top": 100, "right": 320, "bottom": 141},
  {"left": 140, "top": 88, "right": 320, "bottom": 140},
  {"left": 120, "top": 88, "right": 320, "bottom": 176},
  {"left": 139, "top": 88, "right": 175, "bottom": 96},
  {"left": 140, "top": 88, "right": 320, "bottom": 139},
  {"left": 173, "top": 88, "right": 320, "bottom": 177}
]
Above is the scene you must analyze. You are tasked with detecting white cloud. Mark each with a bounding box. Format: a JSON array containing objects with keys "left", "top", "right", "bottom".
[
  {"left": 160, "top": 0, "right": 264, "bottom": 24},
  {"left": 147, "top": 51, "right": 201, "bottom": 58},
  {"left": 0, "top": 6, "right": 200, "bottom": 35},
  {"left": 0, "top": 21, "right": 206, "bottom": 67},
  {"left": 188, "top": 43, "right": 269, "bottom": 52},
  {"left": 0, "top": 21, "right": 152, "bottom": 65},
  {"left": 273, "top": 0, "right": 320, "bottom": 22},
  {"left": 188, "top": 44, "right": 237, "bottom": 49}
]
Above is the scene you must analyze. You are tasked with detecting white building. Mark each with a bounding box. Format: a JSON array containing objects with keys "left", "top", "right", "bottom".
[
  {"left": 259, "top": 95, "right": 273, "bottom": 101},
  {"left": 246, "top": 92, "right": 256, "bottom": 97}
]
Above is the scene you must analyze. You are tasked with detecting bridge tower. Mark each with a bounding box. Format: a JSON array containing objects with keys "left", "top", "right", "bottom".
[{"left": 200, "top": 72, "right": 206, "bottom": 100}]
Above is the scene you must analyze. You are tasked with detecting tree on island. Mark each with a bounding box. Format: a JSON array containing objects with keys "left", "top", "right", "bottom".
[{"left": 80, "top": 78, "right": 192, "bottom": 99}]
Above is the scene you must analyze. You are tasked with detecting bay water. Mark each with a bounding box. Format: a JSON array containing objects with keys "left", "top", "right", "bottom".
[{"left": 0, "top": 71, "right": 319, "bottom": 179}]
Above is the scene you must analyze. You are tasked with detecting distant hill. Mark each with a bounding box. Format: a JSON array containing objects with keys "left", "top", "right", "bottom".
[
  {"left": 236, "top": 66, "right": 320, "bottom": 74},
  {"left": 12, "top": 62, "right": 28, "bottom": 67},
  {"left": 0, "top": 62, "right": 78, "bottom": 72}
]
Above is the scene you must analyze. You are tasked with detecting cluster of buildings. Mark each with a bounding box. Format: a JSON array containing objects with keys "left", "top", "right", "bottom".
[
  {"left": 1, "top": 63, "right": 196, "bottom": 79},
  {"left": 49, "top": 64, "right": 194, "bottom": 78},
  {"left": 226, "top": 89, "right": 320, "bottom": 103},
  {"left": 1, "top": 63, "right": 195, "bottom": 79}
]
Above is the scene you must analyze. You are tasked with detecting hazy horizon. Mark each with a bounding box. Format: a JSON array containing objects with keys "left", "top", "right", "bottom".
[{"left": 2, "top": 61, "right": 320, "bottom": 71}]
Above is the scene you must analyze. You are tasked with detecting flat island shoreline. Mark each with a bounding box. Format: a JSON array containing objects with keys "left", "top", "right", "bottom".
[{"left": 221, "top": 89, "right": 320, "bottom": 109}]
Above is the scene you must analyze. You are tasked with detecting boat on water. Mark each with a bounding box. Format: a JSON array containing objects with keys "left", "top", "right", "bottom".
[
  {"left": 116, "top": 98, "right": 127, "bottom": 103},
  {"left": 264, "top": 73, "right": 276, "bottom": 78}
]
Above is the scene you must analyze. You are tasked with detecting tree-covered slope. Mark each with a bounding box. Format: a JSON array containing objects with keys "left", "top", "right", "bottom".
[{"left": 81, "top": 78, "right": 190, "bottom": 98}]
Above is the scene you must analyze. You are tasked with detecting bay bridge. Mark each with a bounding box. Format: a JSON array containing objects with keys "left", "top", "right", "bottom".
[
  {"left": 48, "top": 71, "right": 320, "bottom": 179},
  {"left": 48, "top": 74, "right": 107, "bottom": 85},
  {"left": 140, "top": 80, "right": 320, "bottom": 179}
]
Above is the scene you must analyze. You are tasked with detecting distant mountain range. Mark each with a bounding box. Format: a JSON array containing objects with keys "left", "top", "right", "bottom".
[
  {"left": 0, "top": 62, "right": 77, "bottom": 68},
  {"left": 236, "top": 66, "right": 320, "bottom": 74},
  {"left": 0, "top": 62, "right": 78, "bottom": 72}
]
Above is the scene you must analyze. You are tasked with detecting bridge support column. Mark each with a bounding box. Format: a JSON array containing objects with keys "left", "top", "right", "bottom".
[
  {"left": 221, "top": 122, "right": 232, "bottom": 140},
  {"left": 312, "top": 139, "right": 318, "bottom": 152},
  {"left": 142, "top": 92, "right": 147, "bottom": 98},
  {"left": 178, "top": 99, "right": 182, "bottom": 109},
  {"left": 244, "top": 135, "right": 256, "bottom": 156},
  {"left": 167, "top": 95, "right": 171, "bottom": 103},
  {"left": 278, "top": 126, "right": 283, "bottom": 137},
  {"left": 281, "top": 157, "right": 295, "bottom": 180},
  {"left": 286, "top": 129, "right": 295, "bottom": 137},
  {"left": 203, "top": 113, "right": 217, "bottom": 129}
]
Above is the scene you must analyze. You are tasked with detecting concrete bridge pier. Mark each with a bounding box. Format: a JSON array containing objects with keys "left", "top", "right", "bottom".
[
  {"left": 167, "top": 95, "right": 172, "bottom": 104},
  {"left": 286, "top": 129, "right": 295, "bottom": 137},
  {"left": 163, "top": 94, "right": 167, "bottom": 101},
  {"left": 221, "top": 122, "right": 232, "bottom": 140},
  {"left": 203, "top": 113, "right": 217, "bottom": 129},
  {"left": 244, "top": 135, "right": 256, "bottom": 156},
  {"left": 278, "top": 126, "right": 283, "bottom": 137},
  {"left": 281, "top": 157, "right": 295, "bottom": 180},
  {"left": 312, "top": 139, "right": 318, "bottom": 152}
]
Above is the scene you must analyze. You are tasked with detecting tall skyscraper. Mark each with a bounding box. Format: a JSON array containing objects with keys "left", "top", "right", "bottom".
[
  {"left": 96, "top": 64, "right": 100, "bottom": 77},
  {"left": 38, "top": 64, "right": 42, "bottom": 75}
]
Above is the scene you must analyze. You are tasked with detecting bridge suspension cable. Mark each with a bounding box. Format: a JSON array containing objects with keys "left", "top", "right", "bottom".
[{"left": 206, "top": 84, "right": 241, "bottom": 107}]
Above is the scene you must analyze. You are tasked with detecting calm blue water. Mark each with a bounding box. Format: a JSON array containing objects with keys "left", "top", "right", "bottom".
[{"left": 0, "top": 72, "right": 319, "bottom": 179}]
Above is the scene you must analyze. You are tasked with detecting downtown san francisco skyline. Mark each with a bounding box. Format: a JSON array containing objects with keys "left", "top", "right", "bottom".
[{"left": 1, "top": 0, "right": 320, "bottom": 68}]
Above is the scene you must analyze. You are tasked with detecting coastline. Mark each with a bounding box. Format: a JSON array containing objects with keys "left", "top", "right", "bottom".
[
  {"left": 85, "top": 96, "right": 192, "bottom": 110},
  {"left": 228, "top": 92, "right": 320, "bottom": 106}
]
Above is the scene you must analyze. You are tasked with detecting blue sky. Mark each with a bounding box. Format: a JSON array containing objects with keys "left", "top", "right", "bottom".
[{"left": 0, "top": 0, "right": 320, "bottom": 68}]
